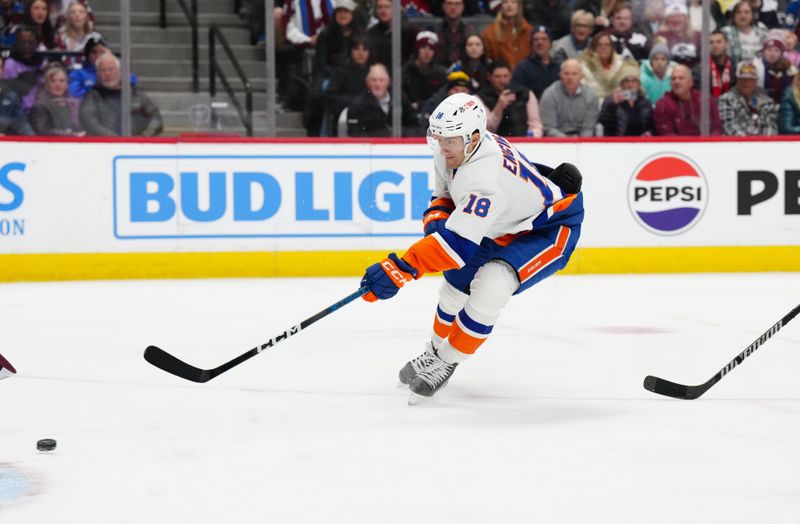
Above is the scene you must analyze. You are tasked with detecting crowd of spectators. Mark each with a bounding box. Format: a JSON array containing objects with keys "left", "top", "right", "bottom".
[
  {"left": 0, "top": 0, "right": 162, "bottom": 137},
  {"left": 258, "top": 0, "right": 800, "bottom": 137}
]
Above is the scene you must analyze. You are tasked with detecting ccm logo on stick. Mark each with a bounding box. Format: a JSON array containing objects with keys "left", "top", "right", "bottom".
[{"left": 737, "top": 170, "right": 800, "bottom": 215}]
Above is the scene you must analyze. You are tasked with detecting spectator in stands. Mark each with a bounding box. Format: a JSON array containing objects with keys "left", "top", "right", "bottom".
[
  {"left": 54, "top": 1, "right": 91, "bottom": 52},
  {"left": 598, "top": 61, "right": 654, "bottom": 135},
  {"left": 326, "top": 34, "right": 372, "bottom": 135},
  {"left": 540, "top": 58, "right": 600, "bottom": 136},
  {"left": 692, "top": 29, "right": 736, "bottom": 100},
  {"left": 29, "top": 62, "right": 82, "bottom": 135},
  {"left": 0, "top": 0, "right": 24, "bottom": 30},
  {"left": 749, "top": 0, "right": 780, "bottom": 29},
  {"left": 718, "top": 59, "right": 778, "bottom": 134},
  {"left": 48, "top": 0, "right": 92, "bottom": 31},
  {"left": 580, "top": 30, "right": 629, "bottom": 101},
  {"left": 512, "top": 25, "right": 560, "bottom": 100},
  {"left": 80, "top": 52, "right": 163, "bottom": 136},
  {"left": 0, "top": 56, "right": 34, "bottom": 135},
  {"left": 346, "top": 63, "right": 418, "bottom": 136},
  {"left": 757, "top": 29, "right": 797, "bottom": 104},
  {"left": 570, "top": 0, "right": 619, "bottom": 31},
  {"left": 522, "top": 0, "right": 572, "bottom": 40},
  {"left": 784, "top": 27, "right": 800, "bottom": 67},
  {"left": 608, "top": 3, "right": 649, "bottom": 61},
  {"left": 552, "top": 10, "right": 594, "bottom": 62},
  {"left": 653, "top": 63, "right": 721, "bottom": 134},
  {"left": 419, "top": 69, "right": 472, "bottom": 121},
  {"left": 367, "top": 0, "right": 417, "bottom": 68},
  {"left": 654, "top": 0, "right": 701, "bottom": 67},
  {"left": 638, "top": 0, "right": 665, "bottom": 42},
  {"left": 481, "top": 0, "right": 533, "bottom": 71},
  {"left": 403, "top": 31, "right": 448, "bottom": 111},
  {"left": 779, "top": 71, "right": 800, "bottom": 132},
  {"left": 402, "top": 0, "right": 433, "bottom": 17},
  {"left": 22, "top": 0, "right": 55, "bottom": 49},
  {"left": 434, "top": 0, "right": 475, "bottom": 67},
  {"left": 722, "top": 0, "right": 768, "bottom": 65},
  {"left": 68, "top": 33, "right": 106, "bottom": 98},
  {"left": 2, "top": 26, "right": 45, "bottom": 110},
  {"left": 451, "top": 34, "right": 492, "bottom": 91},
  {"left": 478, "top": 60, "right": 543, "bottom": 136},
  {"left": 315, "top": 0, "right": 362, "bottom": 75},
  {"left": 641, "top": 42, "right": 675, "bottom": 103},
  {"left": 688, "top": 0, "right": 715, "bottom": 33},
  {"left": 429, "top": 0, "right": 484, "bottom": 17}
]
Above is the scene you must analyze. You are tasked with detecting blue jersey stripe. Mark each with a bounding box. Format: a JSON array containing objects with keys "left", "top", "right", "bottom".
[
  {"left": 439, "top": 227, "right": 479, "bottom": 263},
  {"left": 519, "top": 162, "right": 554, "bottom": 208}
]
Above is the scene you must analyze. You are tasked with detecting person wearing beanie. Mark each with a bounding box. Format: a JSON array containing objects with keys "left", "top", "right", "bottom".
[
  {"left": 402, "top": 31, "right": 448, "bottom": 110},
  {"left": 718, "top": 59, "right": 778, "bottom": 135},
  {"left": 721, "top": 0, "right": 768, "bottom": 65},
  {"left": 654, "top": 0, "right": 702, "bottom": 67},
  {"left": 756, "top": 29, "right": 798, "bottom": 104},
  {"left": 512, "top": 25, "right": 561, "bottom": 100},
  {"left": 692, "top": 29, "right": 736, "bottom": 99},
  {"left": 641, "top": 42, "right": 677, "bottom": 104},
  {"left": 598, "top": 61, "right": 654, "bottom": 135}
]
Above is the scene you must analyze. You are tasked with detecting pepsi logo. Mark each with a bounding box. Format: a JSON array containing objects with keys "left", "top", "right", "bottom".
[{"left": 628, "top": 153, "right": 708, "bottom": 235}]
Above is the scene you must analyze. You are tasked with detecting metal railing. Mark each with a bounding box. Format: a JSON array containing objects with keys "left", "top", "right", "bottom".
[
  {"left": 209, "top": 23, "right": 253, "bottom": 136},
  {"left": 159, "top": 0, "right": 199, "bottom": 93}
]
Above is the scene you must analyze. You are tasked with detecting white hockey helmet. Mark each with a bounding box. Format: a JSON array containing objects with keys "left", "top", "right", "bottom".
[{"left": 427, "top": 93, "right": 487, "bottom": 155}]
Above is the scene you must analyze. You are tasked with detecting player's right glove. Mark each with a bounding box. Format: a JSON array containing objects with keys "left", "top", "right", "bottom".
[
  {"left": 422, "top": 198, "right": 455, "bottom": 236},
  {"left": 361, "top": 253, "right": 419, "bottom": 302}
]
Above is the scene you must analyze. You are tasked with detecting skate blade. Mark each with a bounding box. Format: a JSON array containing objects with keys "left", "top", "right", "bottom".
[{"left": 407, "top": 392, "right": 428, "bottom": 406}]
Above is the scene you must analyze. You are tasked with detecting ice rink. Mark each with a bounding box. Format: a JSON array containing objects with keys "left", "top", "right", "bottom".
[{"left": 1, "top": 272, "right": 799, "bottom": 523}]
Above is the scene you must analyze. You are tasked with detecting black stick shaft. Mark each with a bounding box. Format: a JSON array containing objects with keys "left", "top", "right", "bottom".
[{"left": 144, "top": 286, "right": 369, "bottom": 382}]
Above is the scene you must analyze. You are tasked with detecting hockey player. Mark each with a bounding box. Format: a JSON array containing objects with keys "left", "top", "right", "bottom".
[{"left": 360, "top": 92, "right": 584, "bottom": 403}]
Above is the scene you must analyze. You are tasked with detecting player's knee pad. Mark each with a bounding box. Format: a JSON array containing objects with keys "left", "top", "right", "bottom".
[
  {"left": 438, "top": 279, "right": 469, "bottom": 314},
  {"left": 466, "top": 260, "right": 518, "bottom": 320}
]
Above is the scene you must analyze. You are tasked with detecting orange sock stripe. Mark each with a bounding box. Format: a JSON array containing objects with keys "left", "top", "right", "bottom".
[
  {"left": 518, "top": 226, "right": 571, "bottom": 284},
  {"left": 448, "top": 322, "right": 487, "bottom": 355},
  {"left": 402, "top": 235, "right": 461, "bottom": 277},
  {"left": 433, "top": 315, "right": 453, "bottom": 339}
]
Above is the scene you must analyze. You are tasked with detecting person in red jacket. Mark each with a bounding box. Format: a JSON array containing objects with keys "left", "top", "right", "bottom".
[{"left": 653, "top": 64, "right": 721, "bottom": 135}]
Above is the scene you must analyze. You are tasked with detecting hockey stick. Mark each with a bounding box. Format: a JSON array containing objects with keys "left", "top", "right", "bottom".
[
  {"left": 144, "top": 286, "right": 369, "bottom": 383},
  {"left": 0, "top": 353, "right": 17, "bottom": 381},
  {"left": 643, "top": 303, "right": 800, "bottom": 400}
]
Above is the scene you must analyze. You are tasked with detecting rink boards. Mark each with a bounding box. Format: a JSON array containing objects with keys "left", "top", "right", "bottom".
[{"left": 0, "top": 136, "right": 797, "bottom": 281}]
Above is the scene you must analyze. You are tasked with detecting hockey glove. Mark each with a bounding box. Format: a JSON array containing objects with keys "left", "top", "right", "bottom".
[
  {"left": 361, "top": 253, "right": 419, "bottom": 302},
  {"left": 422, "top": 198, "right": 455, "bottom": 236}
]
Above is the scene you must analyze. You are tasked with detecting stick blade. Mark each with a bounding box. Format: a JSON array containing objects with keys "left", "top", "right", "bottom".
[
  {"left": 0, "top": 353, "right": 16, "bottom": 380},
  {"left": 643, "top": 375, "right": 705, "bottom": 400},
  {"left": 144, "top": 346, "right": 212, "bottom": 383}
]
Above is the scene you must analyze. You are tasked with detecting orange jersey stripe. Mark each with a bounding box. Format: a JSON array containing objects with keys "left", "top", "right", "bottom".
[
  {"left": 402, "top": 235, "right": 461, "bottom": 277},
  {"left": 550, "top": 194, "right": 577, "bottom": 215},
  {"left": 518, "top": 226, "right": 570, "bottom": 283},
  {"left": 448, "top": 322, "right": 487, "bottom": 355}
]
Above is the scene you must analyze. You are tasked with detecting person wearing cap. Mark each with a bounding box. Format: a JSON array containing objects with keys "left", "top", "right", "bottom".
[
  {"left": 522, "top": 0, "right": 572, "bottom": 41},
  {"left": 756, "top": 29, "right": 797, "bottom": 104},
  {"left": 579, "top": 30, "right": 631, "bottom": 101},
  {"left": 778, "top": 71, "right": 800, "bottom": 133},
  {"left": 403, "top": 31, "right": 448, "bottom": 110},
  {"left": 608, "top": 3, "right": 649, "bottom": 62},
  {"left": 718, "top": 59, "right": 778, "bottom": 135},
  {"left": 641, "top": 42, "right": 677, "bottom": 104},
  {"left": 478, "top": 60, "right": 543, "bottom": 136},
  {"left": 654, "top": 0, "right": 702, "bottom": 67},
  {"left": 480, "top": 0, "right": 532, "bottom": 71},
  {"left": 551, "top": 10, "right": 594, "bottom": 62},
  {"left": 419, "top": 69, "right": 472, "bottom": 121},
  {"left": 653, "top": 63, "right": 722, "bottom": 135},
  {"left": 598, "top": 61, "right": 654, "bottom": 135},
  {"left": 692, "top": 29, "right": 736, "bottom": 100},
  {"left": 540, "top": 58, "right": 600, "bottom": 136},
  {"left": 434, "top": 0, "right": 476, "bottom": 67},
  {"left": 721, "top": 0, "right": 768, "bottom": 65},
  {"left": 512, "top": 25, "right": 560, "bottom": 100}
]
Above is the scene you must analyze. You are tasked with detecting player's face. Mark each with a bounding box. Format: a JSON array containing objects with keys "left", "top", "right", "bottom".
[{"left": 431, "top": 135, "right": 466, "bottom": 168}]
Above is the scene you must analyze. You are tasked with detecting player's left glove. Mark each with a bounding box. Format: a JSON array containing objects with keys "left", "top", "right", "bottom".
[{"left": 361, "top": 253, "right": 418, "bottom": 302}]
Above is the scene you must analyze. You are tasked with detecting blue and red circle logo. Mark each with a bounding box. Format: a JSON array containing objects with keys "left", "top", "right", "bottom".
[{"left": 628, "top": 153, "right": 708, "bottom": 235}]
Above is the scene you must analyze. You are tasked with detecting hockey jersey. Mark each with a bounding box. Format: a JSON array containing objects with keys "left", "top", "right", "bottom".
[{"left": 402, "top": 132, "right": 581, "bottom": 277}]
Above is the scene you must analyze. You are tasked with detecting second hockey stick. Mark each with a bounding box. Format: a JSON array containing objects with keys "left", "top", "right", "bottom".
[
  {"left": 643, "top": 302, "right": 800, "bottom": 400},
  {"left": 144, "top": 286, "right": 369, "bottom": 383}
]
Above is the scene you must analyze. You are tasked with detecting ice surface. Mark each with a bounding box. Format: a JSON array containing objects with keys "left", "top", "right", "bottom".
[{"left": 1, "top": 273, "right": 799, "bottom": 523}]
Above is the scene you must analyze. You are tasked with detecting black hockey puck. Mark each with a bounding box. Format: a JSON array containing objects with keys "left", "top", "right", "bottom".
[{"left": 36, "top": 438, "right": 57, "bottom": 451}]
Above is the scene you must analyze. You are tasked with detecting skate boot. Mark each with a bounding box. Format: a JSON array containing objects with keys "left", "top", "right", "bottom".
[
  {"left": 408, "top": 352, "right": 458, "bottom": 405},
  {"left": 398, "top": 341, "right": 437, "bottom": 386}
]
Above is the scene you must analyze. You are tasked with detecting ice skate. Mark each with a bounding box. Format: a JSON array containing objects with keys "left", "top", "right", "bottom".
[
  {"left": 407, "top": 352, "right": 458, "bottom": 405},
  {"left": 397, "top": 341, "right": 437, "bottom": 386}
]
